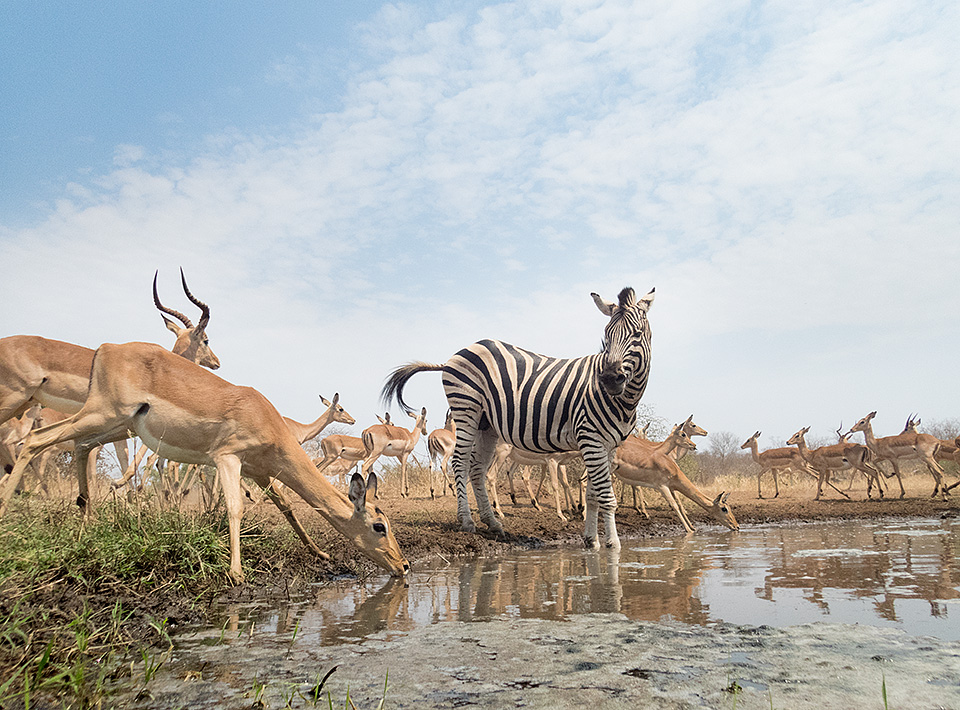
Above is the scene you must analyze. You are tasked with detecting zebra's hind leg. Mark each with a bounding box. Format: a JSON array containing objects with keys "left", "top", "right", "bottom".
[
  {"left": 451, "top": 406, "right": 484, "bottom": 532},
  {"left": 468, "top": 428, "right": 503, "bottom": 534}
]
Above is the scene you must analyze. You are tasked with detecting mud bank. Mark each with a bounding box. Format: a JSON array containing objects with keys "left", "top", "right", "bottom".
[{"left": 124, "top": 615, "right": 960, "bottom": 709}]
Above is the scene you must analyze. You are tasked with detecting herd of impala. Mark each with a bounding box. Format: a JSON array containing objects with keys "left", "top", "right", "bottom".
[
  {"left": 0, "top": 272, "right": 954, "bottom": 582},
  {"left": 741, "top": 414, "right": 960, "bottom": 502}
]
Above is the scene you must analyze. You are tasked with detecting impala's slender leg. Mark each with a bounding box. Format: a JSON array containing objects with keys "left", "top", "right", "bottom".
[
  {"left": 546, "top": 460, "right": 567, "bottom": 521},
  {"left": 215, "top": 454, "right": 245, "bottom": 584},
  {"left": 659, "top": 484, "right": 693, "bottom": 533},
  {"left": 0, "top": 408, "right": 132, "bottom": 516},
  {"left": 260, "top": 482, "right": 330, "bottom": 560}
]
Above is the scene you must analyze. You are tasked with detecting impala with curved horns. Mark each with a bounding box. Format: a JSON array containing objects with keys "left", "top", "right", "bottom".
[
  {"left": 0, "top": 342, "right": 408, "bottom": 582},
  {"left": 0, "top": 269, "right": 221, "bottom": 475}
]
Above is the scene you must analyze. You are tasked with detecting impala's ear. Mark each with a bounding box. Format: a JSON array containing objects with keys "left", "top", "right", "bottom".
[
  {"left": 160, "top": 315, "right": 182, "bottom": 335},
  {"left": 319, "top": 394, "right": 331, "bottom": 406},
  {"left": 331, "top": 393, "right": 340, "bottom": 406},
  {"left": 591, "top": 292, "right": 616, "bottom": 316},
  {"left": 349, "top": 473, "right": 379, "bottom": 511},
  {"left": 349, "top": 472, "right": 369, "bottom": 512}
]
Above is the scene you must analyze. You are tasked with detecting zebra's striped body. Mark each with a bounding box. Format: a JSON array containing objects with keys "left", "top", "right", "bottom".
[{"left": 382, "top": 287, "right": 654, "bottom": 549}]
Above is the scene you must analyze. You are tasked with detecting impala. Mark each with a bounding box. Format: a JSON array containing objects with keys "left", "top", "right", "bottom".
[
  {"left": 847, "top": 411, "right": 952, "bottom": 498},
  {"left": 627, "top": 415, "right": 707, "bottom": 512},
  {"left": 612, "top": 422, "right": 738, "bottom": 533},
  {"left": 0, "top": 342, "right": 408, "bottom": 582},
  {"left": 360, "top": 407, "right": 428, "bottom": 498},
  {"left": 0, "top": 269, "right": 219, "bottom": 477},
  {"left": 315, "top": 433, "right": 367, "bottom": 477},
  {"left": 426, "top": 410, "right": 456, "bottom": 498},
  {"left": 485, "top": 443, "right": 582, "bottom": 521},
  {"left": 787, "top": 426, "right": 884, "bottom": 500},
  {"left": 0, "top": 404, "right": 42, "bottom": 474},
  {"left": 740, "top": 430, "right": 822, "bottom": 499}
]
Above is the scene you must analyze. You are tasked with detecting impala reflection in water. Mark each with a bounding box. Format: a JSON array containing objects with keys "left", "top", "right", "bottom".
[{"left": 216, "top": 517, "right": 960, "bottom": 646}]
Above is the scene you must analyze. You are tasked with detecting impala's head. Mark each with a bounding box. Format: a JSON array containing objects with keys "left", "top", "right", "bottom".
[
  {"left": 836, "top": 424, "right": 850, "bottom": 443},
  {"left": 407, "top": 406, "right": 428, "bottom": 435},
  {"left": 592, "top": 286, "right": 654, "bottom": 396},
  {"left": 672, "top": 424, "right": 697, "bottom": 452},
  {"left": 320, "top": 393, "right": 355, "bottom": 426},
  {"left": 786, "top": 427, "right": 810, "bottom": 446},
  {"left": 681, "top": 415, "right": 708, "bottom": 438},
  {"left": 347, "top": 472, "right": 409, "bottom": 577},
  {"left": 153, "top": 268, "right": 221, "bottom": 370},
  {"left": 741, "top": 431, "right": 761, "bottom": 449},
  {"left": 847, "top": 411, "right": 877, "bottom": 438},
  {"left": 710, "top": 492, "right": 739, "bottom": 531},
  {"left": 902, "top": 414, "right": 920, "bottom": 434}
]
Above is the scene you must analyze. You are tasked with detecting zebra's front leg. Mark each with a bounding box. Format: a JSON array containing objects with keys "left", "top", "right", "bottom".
[
  {"left": 580, "top": 441, "right": 620, "bottom": 550},
  {"left": 584, "top": 494, "right": 599, "bottom": 548}
]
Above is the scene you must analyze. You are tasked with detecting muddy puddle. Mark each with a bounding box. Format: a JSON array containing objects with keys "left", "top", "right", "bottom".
[{"left": 120, "top": 517, "right": 960, "bottom": 709}]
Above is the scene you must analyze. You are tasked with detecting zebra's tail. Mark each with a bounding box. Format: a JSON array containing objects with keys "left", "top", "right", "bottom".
[{"left": 381, "top": 361, "right": 445, "bottom": 414}]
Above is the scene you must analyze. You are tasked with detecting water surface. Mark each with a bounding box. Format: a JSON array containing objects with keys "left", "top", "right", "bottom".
[{"left": 211, "top": 516, "right": 960, "bottom": 645}]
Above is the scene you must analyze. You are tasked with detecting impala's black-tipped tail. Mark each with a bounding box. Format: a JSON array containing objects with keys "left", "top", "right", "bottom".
[{"left": 381, "top": 361, "right": 445, "bottom": 414}]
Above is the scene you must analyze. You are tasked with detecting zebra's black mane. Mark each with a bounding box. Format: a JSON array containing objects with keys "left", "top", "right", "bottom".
[{"left": 617, "top": 287, "right": 635, "bottom": 308}]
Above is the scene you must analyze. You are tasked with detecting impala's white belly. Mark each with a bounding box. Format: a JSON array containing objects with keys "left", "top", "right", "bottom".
[
  {"left": 136, "top": 428, "right": 213, "bottom": 465},
  {"left": 133, "top": 405, "right": 218, "bottom": 466},
  {"left": 382, "top": 442, "right": 409, "bottom": 456}
]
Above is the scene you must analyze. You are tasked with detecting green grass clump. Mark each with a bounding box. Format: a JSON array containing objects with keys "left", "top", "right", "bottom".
[
  {"left": 0, "top": 499, "right": 232, "bottom": 591},
  {"left": 0, "top": 500, "right": 237, "bottom": 708}
]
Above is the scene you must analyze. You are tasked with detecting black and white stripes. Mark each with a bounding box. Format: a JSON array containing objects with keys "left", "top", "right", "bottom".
[{"left": 382, "top": 287, "right": 654, "bottom": 548}]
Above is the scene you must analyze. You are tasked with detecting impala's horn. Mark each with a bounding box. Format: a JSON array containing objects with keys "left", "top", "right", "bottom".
[
  {"left": 179, "top": 267, "right": 211, "bottom": 331},
  {"left": 153, "top": 270, "right": 193, "bottom": 328}
]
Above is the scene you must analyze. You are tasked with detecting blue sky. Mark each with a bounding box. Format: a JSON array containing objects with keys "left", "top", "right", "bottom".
[{"left": 1, "top": 0, "right": 958, "bottom": 455}]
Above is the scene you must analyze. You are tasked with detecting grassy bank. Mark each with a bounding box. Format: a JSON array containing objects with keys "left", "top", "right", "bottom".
[{"left": 0, "top": 498, "right": 339, "bottom": 709}]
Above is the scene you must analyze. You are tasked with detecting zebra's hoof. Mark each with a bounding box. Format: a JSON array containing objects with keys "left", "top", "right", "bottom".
[
  {"left": 460, "top": 519, "right": 476, "bottom": 533},
  {"left": 584, "top": 537, "right": 600, "bottom": 550},
  {"left": 486, "top": 519, "right": 504, "bottom": 534}
]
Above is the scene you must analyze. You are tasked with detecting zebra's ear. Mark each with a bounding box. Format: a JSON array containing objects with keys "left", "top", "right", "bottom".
[
  {"left": 591, "top": 292, "right": 616, "bottom": 316},
  {"left": 638, "top": 288, "right": 655, "bottom": 312}
]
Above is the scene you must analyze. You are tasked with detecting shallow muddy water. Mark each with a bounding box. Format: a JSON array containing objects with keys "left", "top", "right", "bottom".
[
  {"left": 125, "top": 517, "right": 960, "bottom": 709},
  {"left": 216, "top": 515, "right": 960, "bottom": 644}
]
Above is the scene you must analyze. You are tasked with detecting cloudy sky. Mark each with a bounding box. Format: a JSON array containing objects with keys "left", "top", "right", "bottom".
[{"left": 1, "top": 0, "right": 957, "bottom": 453}]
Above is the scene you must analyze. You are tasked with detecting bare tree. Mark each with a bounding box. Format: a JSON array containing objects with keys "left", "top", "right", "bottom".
[{"left": 701, "top": 430, "right": 741, "bottom": 479}]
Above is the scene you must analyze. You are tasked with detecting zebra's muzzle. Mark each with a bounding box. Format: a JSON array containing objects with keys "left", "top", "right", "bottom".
[{"left": 599, "top": 367, "right": 627, "bottom": 395}]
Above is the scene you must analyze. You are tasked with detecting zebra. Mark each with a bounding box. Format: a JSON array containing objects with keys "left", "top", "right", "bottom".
[{"left": 381, "top": 286, "right": 654, "bottom": 550}]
